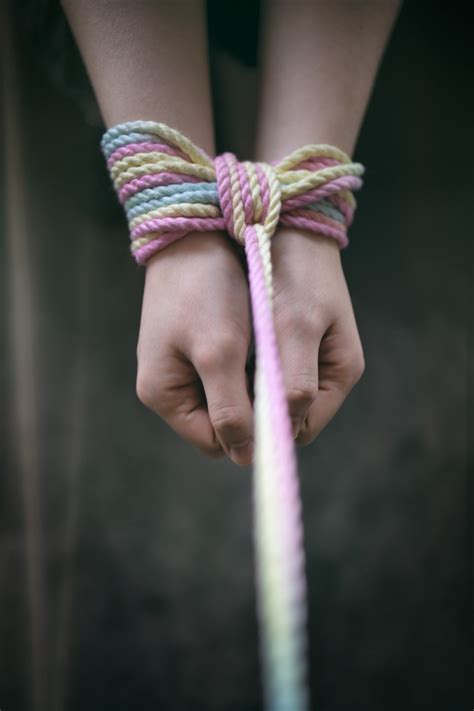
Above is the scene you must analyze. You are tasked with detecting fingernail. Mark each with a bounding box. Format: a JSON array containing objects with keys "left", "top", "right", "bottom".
[
  {"left": 229, "top": 439, "right": 254, "bottom": 466},
  {"left": 291, "top": 418, "right": 302, "bottom": 439}
]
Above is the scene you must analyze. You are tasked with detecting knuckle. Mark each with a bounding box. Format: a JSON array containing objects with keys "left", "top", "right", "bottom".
[
  {"left": 341, "top": 348, "right": 366, "bottom": 388},
  {"left": 209, "top": 403, "right": 248, "bottom": 438},
  {"left": 193, "top": 347, "right": 219, "bottom": 372},
  {"left": 136, "top": 370, "right": 160, "bottom": 410},
  {"left": 277, "top": 304, "right": 322, "bottom": 339},
  {"left": 286, "top": 376, "right": 318, "bottom": 410},
  {"left": 193, "top": 333, "right": 241, "bottom": 372},
  {"left": 352, "top": 350, "right": 366, "bottom": 382}
]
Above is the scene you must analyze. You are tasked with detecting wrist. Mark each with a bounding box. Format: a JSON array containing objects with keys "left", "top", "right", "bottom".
[
  {"left": 273, "top": 226, "right": 342, "bottom": 258},
  {"left": 255, "top": 126, "right": 357, "bottom": 165}
]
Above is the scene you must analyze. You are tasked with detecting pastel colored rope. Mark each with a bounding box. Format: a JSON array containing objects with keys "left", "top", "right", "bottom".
[{"left": 101, "top": 120, "right": 364, "bottom": 711}]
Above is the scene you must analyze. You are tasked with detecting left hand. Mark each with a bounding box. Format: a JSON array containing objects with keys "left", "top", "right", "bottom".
[{"left": 270, "top": 227, "right": 365, "bottom": 445}]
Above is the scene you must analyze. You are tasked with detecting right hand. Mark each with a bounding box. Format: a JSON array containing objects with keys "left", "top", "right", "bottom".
[{"left": 136, "top": 230, "right": 255, "bottom": 466}]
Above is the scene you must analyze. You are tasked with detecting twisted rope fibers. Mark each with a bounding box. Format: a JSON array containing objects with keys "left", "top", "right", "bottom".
[{"left": 101, "top": 120, "right": 364, "bottom": 711}]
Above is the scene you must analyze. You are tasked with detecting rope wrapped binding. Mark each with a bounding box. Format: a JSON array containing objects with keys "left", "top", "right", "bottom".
[{"left": 101, "top": 120, "right": 365, "bottom": 711}]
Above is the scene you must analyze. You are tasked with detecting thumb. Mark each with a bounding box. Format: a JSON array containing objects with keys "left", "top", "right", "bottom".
[
  {"left": 275, "top": 312, "right": 323, "bottom": 439},
  {"left": 193, "top": 340, "right": 254, "bottom": 466}
]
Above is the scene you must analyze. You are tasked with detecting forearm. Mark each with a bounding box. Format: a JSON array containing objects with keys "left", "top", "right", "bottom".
[
  {"left": 61, "top": 0, "right": 215, "bottom": 152},
  {"left": 255, "top": 0, "right": 401, "bottom": 160}
]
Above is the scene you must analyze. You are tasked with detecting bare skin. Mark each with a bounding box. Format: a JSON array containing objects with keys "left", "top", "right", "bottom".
[
  {"left": 62, "top": 0, "right": 400, "bottom": 465},
  {"left": 137, "top": 232, "right": 254, "bottom": 465},
  {"left": 255, "top": 0, "right": 400, "bottom": 445}
]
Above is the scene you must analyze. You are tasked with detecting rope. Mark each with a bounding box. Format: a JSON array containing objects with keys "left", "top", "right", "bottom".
[{"left": 101, "top": 120, "right": 364, "bottom": 711}]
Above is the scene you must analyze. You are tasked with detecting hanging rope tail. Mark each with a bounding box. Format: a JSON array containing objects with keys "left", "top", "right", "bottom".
[{"left": 101, "top": 120, "right": 365, "bottom": 711}]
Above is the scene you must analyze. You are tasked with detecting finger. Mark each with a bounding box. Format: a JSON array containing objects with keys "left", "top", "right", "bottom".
[
  {"left": 136, "top": 360, "right": 225, "bottom": 459},
  {"left": 296, "top": 318, "right": 365, "bottom": 446},
  {"left": 275, "top": 306, "right": 325, "bottom": 439},
  {"left": 169, "top": 404, "right": 227, "bottom": 458},
  {"left": 193, "top": 337, "right": 254, "bottom": 466},
  {"left": 296, "top": 386, "right": 347, "bottom": 446}
]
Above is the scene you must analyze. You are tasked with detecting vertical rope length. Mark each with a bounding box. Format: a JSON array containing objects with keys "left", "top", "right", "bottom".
[
  {"left": 246, "top": 223, "right": 308, "bottom": 710},
  {"left": 101, "top": 120, "right": 365, "bottom": 710}
]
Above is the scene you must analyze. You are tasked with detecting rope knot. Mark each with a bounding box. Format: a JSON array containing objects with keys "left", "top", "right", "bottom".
[
  {"left": 101, "top": 121, "right": 365, "bottom": 264},
  {"left": 214, "top": 152, "right": 281, "bottom": 246},
  {"left": 101, "top": 120, "right": 367, "bottom": 711}
]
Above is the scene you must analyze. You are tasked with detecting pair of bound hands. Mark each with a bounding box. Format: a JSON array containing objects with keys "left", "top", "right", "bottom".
[{"left": 136, "top": 226, "right": 365, "bottom": 466}]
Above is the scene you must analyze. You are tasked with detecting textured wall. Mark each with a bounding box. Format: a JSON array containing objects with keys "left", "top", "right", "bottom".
[{"left": 1, "top": 2, "right": 472, "bottom": 710}]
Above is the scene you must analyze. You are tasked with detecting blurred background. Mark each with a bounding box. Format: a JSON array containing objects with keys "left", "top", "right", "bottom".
[{"left": 1, "top": 1, "right": 472, "bottom": 709}]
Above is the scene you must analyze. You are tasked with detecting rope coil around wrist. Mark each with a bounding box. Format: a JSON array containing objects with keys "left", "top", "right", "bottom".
[{"left": 101, "top": 120, "right": 364, "bottom": 711}]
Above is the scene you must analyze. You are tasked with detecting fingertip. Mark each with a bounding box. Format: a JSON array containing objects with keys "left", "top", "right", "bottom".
[
  {"left": 291, "top": 417, "right": 303, "bottom": 440},
  {"left": 203, "top": 444, "right": 226, "bottom": 459},
  {"left": 171, "top": 406, "right": 227, "bottom": 460},
  {"left": 295, "top": 388, "right": 345, "bottom": 447},
  {"left": 228, "top": 438, "right": 254, "bottom": 467}
]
